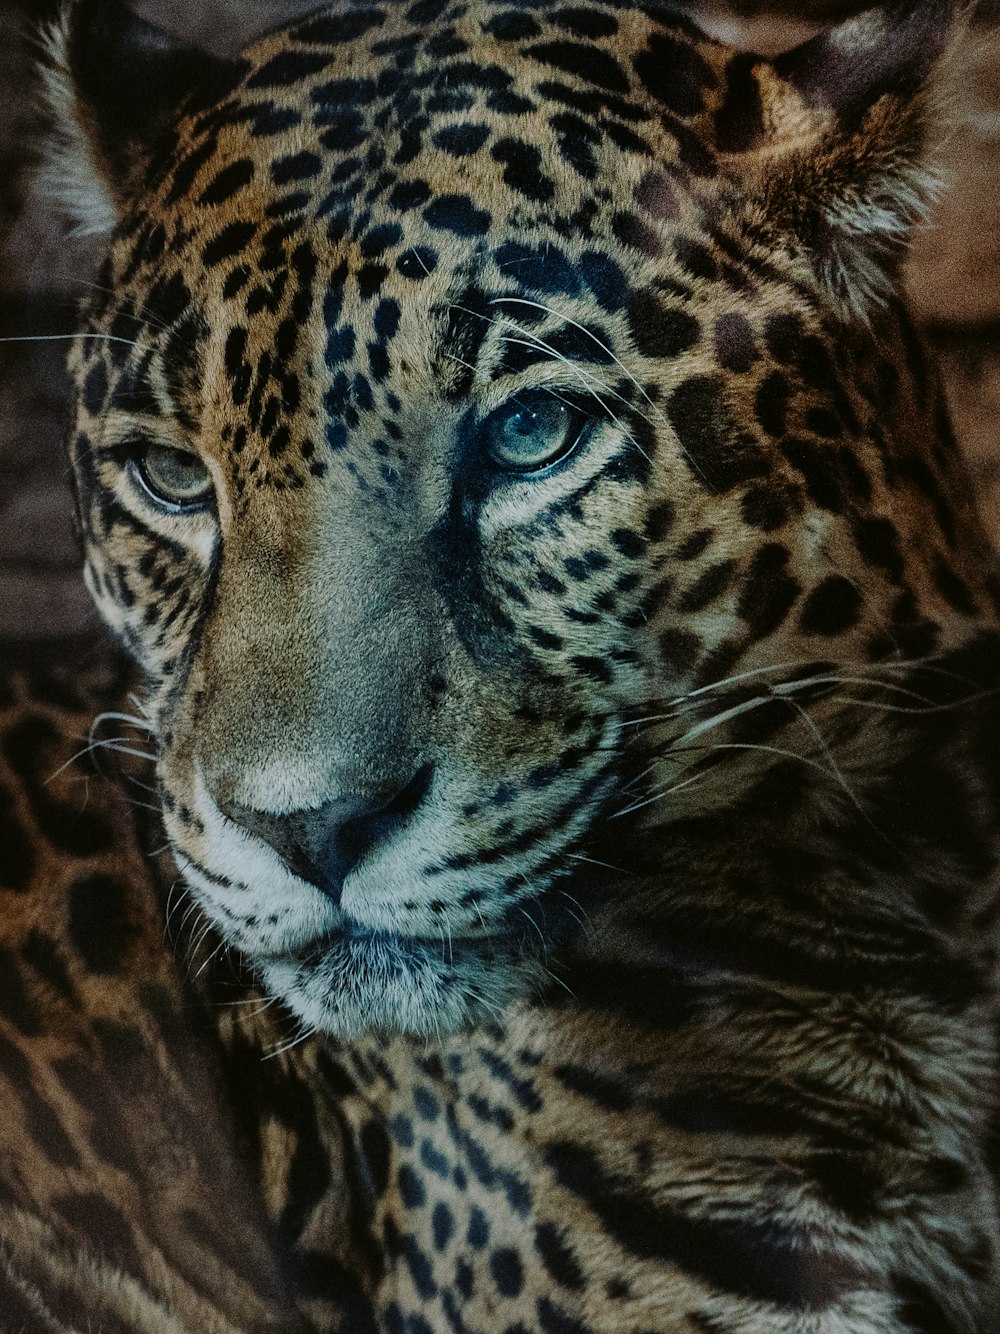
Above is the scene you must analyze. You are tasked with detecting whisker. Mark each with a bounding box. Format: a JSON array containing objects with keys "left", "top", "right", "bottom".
[
  {"left": 89, "top": 709, "right": 155, "bottom": 733},
  {"left": 563, "top": 851, "right": 626, "bottom": 875},
  {"left": 54, "top": 278, "right": 175, "bottom": 333},
  {"left": 0, "top": 333, "right": 153, "bottom": 351},
  {"left": 214, "top": 994, "right": 279, "bottom": 1017},
  {"left": 517, "top": 902, "right": 547, "bottom": 952},
  {"left": 785, "top": 699, "right": 865, "bottom": 817},
  {"left": 824, "top": 687, "right": 1000, "bottom": 716},
  {"left": 164, "top": 877, "right": 189, "bottom": 938},
  {"left": 612, "top": 767, "right": 712, "bottom": 819},
  {"left": 263, "top": 1024, "right": 318, "bottom": 1061},
  {"left": 44, "top": 736, "right": 157, "bottom": 786},
  {"left": 499, "top": 319, "right": 657, "bottom": 430},
  {"left": 194, "top": 935, "right": 231, "bottom": 979},
  {"left": 555, "top": 888, "right": 591, "bottom": 930},
  {"left": 668, "top": 695, "right": 776, "bottom": 747}
]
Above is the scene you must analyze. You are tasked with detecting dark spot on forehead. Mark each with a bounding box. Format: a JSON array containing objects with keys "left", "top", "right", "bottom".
[
  {"left": 491, "top": 138, "right": 555, "bottom": 203},
  {"left": 741, "top": 483, "right": 794, "bottom": 532},
  {"left": 442, "top": 285, "right": 492, "bottom": 395},
  {"left": 546, "top": 321, "right": 615, "bottom": 364},
  {"left": 312, "top": 74, "right": 379, "bottom": 114},
  {"left": 628, "top": 292, "right": 699, "bottom": 359},
  {"left": 677, "top": 559, "right": 737, "bottom": 613},
  {"left": 646, "top": 501, "right": 675, "bottom": 542},
  {"left": 553, "top": 7, "right": 618, "bottom": 39},
  {"left": 388, "top": 179, "right": 432, "bottom": 211},
  {"left": 397, "top": 246, "right": 437, "bottom": 279},
  {"left": 251, "top": 105, "right": 302, "bottom": 138},
  {"left": 165, "top": 137, "right": 217, "bottom": 207},
  {"left": 781, "top": 438, "right": 846, "bottom": 514},
  {"left": 674, "top": 236, "right": 717, "bottom": 281},
  {"left": 484, "top": 11, "right": 540, "bottom": 40},
  {"left": 528, "top": 40, "right": 630, "bottom": 95},
  {"left": 202, "top": 221, "right": 257, "bottom": 268},
  {"left": 577, "top": 251, "right": 627, "bottom": 312},
  {"left": 83, "top": 359, "right": 108, "bottom": 416},
  {"left": 738, "top": 544, "right": 801, "bottom": 638},
  {"left": 326, "top": 325, "right": 356, "bottom": 366},
  {"left": 424, "top": 194, "right": 491, "bottom": 236},
  {"left": 146, "top": 271, "right": 192, "bottom": 328},
  {"left": 374, "top": 298, "right": 401, "bottom": 340},
  {"left": 69, "top": 874, "right": 132, "bottom": 974},
  {"left": 433, "top": 123, "right": 490, "bottom": 156},
  {"left": 612, "top": 210, "right": 662, "bottom": 258},
  {"left": 659, "top": 626, "right": 701, "bottom": 677},
  {"left": 933, "top": 558, "right": 977, "bottom": 616},
  {"left": 853, "top": 517, "right": 904, "bottom": 581},
  {"left": 635, "top": 170, "right": 679, "bottom": 220},
  {"left": 765, "top": 313, "right": 805, "bottom": 363},
  {"left": 495, "top": 242, "right": 580, "bottom": 297},
  {"left": 292, "top": 8, "right": 387, "bottom": 43},
  {"left": 362, "top": 222, "right": 404, "bottom": 257},
  {"left": 755, "top": 371, "right": 789, "bottom": 437},
  {"left": 271, "top": 150, "right": 323, "bottom": 184}
]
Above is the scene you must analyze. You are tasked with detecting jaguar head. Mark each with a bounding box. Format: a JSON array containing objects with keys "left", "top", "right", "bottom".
[{"left": 47, "top": 0, "right": 992, "bottom": 1034}]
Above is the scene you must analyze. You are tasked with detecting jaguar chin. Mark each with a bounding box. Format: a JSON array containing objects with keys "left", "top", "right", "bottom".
[{"left": 260, "top": 923, "right": 550, "bottom": 1037}]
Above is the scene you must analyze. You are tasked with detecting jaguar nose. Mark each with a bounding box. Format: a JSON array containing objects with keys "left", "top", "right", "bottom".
[{"left": 219, "top": 765, "right": 433, "bottom": 904}]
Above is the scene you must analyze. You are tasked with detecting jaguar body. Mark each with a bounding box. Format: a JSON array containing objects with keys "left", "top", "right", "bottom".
[{"left": 4, "top": 0, "right": 1000, "bottom": 1328}]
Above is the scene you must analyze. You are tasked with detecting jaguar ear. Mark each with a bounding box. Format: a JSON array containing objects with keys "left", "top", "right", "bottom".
[
  {"left": 728, "top": 0, "right": 962, "bottom": 319},
  {"left": 40, "top": 0, "right": 242, "bottom": 236}
]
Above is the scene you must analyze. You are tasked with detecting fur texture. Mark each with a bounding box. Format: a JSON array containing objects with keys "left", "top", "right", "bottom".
[{"left": 10, "top": 1, "right": 1000, "bottom": 1330}]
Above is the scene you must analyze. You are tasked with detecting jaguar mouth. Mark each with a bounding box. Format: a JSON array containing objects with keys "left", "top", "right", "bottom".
[{"left": 278, "top": 916, "right": 507, "bottom": 967}]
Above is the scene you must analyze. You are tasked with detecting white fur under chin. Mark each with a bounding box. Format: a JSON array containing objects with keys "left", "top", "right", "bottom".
[
  {"left": 36, "top": 13, "right": 118, "bottom": 238},
  {"left": 262, "top": 935, "right": 545, "bottom": 1038}
]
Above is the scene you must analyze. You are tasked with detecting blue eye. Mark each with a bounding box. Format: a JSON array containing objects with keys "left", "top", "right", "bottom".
[{"left": 482, "top": 393, "right": 588, "bottom": 473}]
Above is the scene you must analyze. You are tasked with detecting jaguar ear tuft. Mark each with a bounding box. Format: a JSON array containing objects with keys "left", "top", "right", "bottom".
[
  {"left": 732, "top": 0, "right": 963, "bottom": 320},
  {"left": 39, "top": 0, "right": 243, "bottom": 236}
]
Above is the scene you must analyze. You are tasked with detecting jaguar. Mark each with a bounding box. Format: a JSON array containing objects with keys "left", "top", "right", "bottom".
[{"left": 5, "top": 0, "right": 1000, "bottom": 1328}]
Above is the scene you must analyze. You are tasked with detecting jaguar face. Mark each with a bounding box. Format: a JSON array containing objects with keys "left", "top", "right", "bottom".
[{"left": 56, "top": 0, "right": 989, "bottom": 1033}]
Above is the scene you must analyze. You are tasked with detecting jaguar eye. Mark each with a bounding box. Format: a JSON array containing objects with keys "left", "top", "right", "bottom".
[
  {"left": 132, "top": 444, "right": 214, "bottom": 510},
  {"left": 483, "top": 393, "right": 587, "bottom": 473}
]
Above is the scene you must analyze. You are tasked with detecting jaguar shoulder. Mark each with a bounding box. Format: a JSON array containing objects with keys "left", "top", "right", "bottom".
[{"left": 14, "top": 0, "right": 1000, "bottom": 1329}]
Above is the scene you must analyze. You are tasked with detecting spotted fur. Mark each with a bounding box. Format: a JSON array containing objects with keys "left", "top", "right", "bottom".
[
  {"left": 20, "top": 0, "right": 1000, "bottom": 1328},
  {"left": 0, "top": 656, "right": 302, "bottom": 1332}
]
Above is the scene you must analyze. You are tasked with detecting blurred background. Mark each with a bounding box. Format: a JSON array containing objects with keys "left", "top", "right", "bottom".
[{"left": 1, "top": 0, "right": 997, "bottom": 653}]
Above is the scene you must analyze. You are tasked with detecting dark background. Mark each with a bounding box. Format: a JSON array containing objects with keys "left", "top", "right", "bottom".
[{"left": 1, "top": 0, "right": 997, "bottom": 652}]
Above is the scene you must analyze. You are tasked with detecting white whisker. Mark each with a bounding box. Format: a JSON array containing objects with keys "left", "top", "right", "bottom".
[
  {"left": 0, "top": 333, "right": 152, "bottom": 351},
  {"left": 263, "top": 1023, "right": 317, "bottom": 1061},
  {"left": 613, "top": 767, "right": 712, "bottom": 819},
  {"left": 45, "top": 736, "right": 157, "bottom": 786}
]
